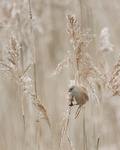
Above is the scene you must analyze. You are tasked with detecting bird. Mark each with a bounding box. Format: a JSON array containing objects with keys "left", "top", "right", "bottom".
[{"left": 68, "top": 85, "right": 89, "bottom": 118}]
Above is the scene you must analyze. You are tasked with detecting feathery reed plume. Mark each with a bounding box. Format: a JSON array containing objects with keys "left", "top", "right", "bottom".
[
  {"left": 98, "top": 27, "right": 114, "bottom": 74},
  {"left": 107, "top": 55, "right": 120, "bottom": 96},
  {"left": 0, "top": 34, "right": 51, "bottom": 129},
  {"left": 51, "top": 12, "right": 95, "bottom": 78},
  {"left": 66, "top": 12, "right": 101, "bottom": 96},
  {"left": 51, "top": 57, "right": 71, "bottom": 77},
  {"left": 100, "top": 27, "right": 113, "bottom": 53},
  {"left": 0, "top": 34, "right": 32, "bottom": 122},
  {"left": 0, "top": 34, "right": 20, "bottom": 79},
  {"left": 66, "top": 12, "right": 82, "bottom": 50},
  {"left": 66, "top": 12, "right": 94, "bottom": 50}
]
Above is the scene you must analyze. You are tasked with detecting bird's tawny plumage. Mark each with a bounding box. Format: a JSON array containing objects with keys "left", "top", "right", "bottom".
[
  {"left": 68, "top": 85, "right": 89, "bottom": 107},
  {"left": 68, "top": 85, "right": 89, "bottom": 118}
]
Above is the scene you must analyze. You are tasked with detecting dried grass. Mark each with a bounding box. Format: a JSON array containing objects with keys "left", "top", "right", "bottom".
[
  {"left": 0, "top": 1, "right": 120, "bottom": 150},
  {"left": 33, "top": 99, "right": 51, "bottom": 128}
]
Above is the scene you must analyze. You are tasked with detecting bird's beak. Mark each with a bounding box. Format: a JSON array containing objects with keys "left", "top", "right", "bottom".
[
  {"left": 67, "top": 90, "right": 70, "bottom": 95},
  {"left": 68, "top": 89, "right": 70, "bottom": 93}
]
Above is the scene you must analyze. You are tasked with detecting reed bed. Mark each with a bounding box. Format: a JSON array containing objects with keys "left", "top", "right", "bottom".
[{"left": 0, "top": 0, "right": 120, "bottom": 150}]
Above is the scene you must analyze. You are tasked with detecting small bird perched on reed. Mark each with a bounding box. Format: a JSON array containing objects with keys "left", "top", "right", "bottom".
[{"left": 68, "top": 85, "right": 89, "bottom": 118}]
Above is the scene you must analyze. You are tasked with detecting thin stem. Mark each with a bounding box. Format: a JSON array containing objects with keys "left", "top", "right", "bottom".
[
  {"left": 21, "top": 93, "right": 25, "bottom": 128},
  {"left": 28, "top": 0, "right": 37, "bottom": 99},
  {"left": 59, "top": 107, "right": 72, "bottom": 150},
  {"left": 34, "top": 63, "right": 37, "bottom": 99},
  {"left": 83, "top": 107, "right": 87, "bottom": 150},
  {"left": 97, "top": 138, "right": 100, "bottom": 150}
]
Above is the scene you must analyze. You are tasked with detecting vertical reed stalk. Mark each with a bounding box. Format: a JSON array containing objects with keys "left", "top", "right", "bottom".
[
  {"left": 28, "top": 0, "right": 37, "bottom": 99},
  {"left": 80, "top": 0, "right": 94, "bottom": 149},
  {"left": 28, "top": 1, "right": 39, "bottom": 149},
  {"left": 83, "top": 108, "right": 88, "bottom": 150}
]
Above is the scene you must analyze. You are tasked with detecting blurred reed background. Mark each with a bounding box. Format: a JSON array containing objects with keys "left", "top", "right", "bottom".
[{"left": 0, "top": 0, "right": 120, "bottom": 150}]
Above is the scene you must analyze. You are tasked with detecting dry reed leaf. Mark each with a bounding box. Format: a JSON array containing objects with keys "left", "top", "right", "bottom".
[{"left": 34, "top": 100, "right": 51, "bottom": 128}]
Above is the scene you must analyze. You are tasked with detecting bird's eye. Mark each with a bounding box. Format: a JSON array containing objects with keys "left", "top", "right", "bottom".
[{"left": 68, "top": 87, "right": 74, "bottom": 92}]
